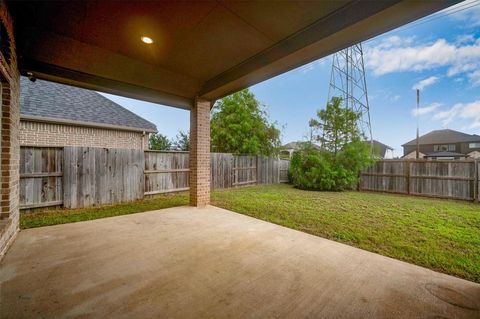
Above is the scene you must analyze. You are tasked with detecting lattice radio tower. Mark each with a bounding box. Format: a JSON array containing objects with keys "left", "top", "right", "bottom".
[{"left": 327, "top": 43, "right": 373, "bottom": 144}]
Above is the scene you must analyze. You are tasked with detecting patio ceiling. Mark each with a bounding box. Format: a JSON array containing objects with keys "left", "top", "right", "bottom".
[{"left": 8, "top": 1, "right": 457, "bottom": 109}]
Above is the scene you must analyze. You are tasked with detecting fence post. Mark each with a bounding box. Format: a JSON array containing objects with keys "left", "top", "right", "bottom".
[
  {"left": 474, "top": 159, "right": 478, "bottom": 202},
  {"left": 405, "top": 160, "right": 411, "bottom": 195},
  {"left": 357, "top": 170, "right": 361, "bottom": 191},
  {"left": 256, "top": 156, "right": 260, "bottom": 185}
]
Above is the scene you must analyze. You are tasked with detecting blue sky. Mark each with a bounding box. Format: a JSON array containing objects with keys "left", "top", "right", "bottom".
[{"left": 102, "top": 1, "right": 480, "bottom": 157}]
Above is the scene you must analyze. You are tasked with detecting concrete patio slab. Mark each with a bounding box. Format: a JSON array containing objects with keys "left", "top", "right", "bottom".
[{"left": 1, "top": 206, "right": 479, "bottom": 319}]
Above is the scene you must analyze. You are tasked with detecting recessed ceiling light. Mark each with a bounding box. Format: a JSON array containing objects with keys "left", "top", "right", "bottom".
[{"left": 141, "top": 36, "right": 153, "bottom": 44}]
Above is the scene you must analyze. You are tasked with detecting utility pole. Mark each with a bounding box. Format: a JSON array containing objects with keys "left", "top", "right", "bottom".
[{"left": 416, "top": 89, "right": 420, "bottom": 159}]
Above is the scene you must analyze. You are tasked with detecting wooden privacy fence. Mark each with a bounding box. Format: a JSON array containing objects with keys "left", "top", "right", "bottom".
[
  {"left": 144, "top": 151, "right": 290, "bottom": 195},
  {"left": 360, "top": 160, "right": 479, "bottom": 201},
  {"left": 20, "top": 147, "right": 290, "bottom": 209},
  {"left": 20, "top": 147, "right": 64, "bottom": 209},
  {"left": 144, "top": 151, "right": 190, "bottom": 195}
]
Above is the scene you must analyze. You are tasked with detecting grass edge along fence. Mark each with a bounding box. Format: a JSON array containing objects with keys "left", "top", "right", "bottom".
[
  {"left": 20, "top": 146, "right": 290, "bottom": 210},
  {"left": 360, "top": 159, "right": 479, "bottom": 202}
]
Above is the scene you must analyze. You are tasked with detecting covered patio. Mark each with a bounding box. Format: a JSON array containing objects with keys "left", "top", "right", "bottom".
[
  {"left": 0, "top": 0, "right": 460, "bottom": 254},
  {"left": 2, "top": 206, "right": 479, "bottom": 318},
  {"left": 2, "top": 1, "right": 479, "bottom": 318}
]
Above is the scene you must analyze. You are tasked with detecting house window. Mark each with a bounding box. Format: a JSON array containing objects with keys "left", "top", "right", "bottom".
[
  {"left": 433, "top": 144, "right": 455, "bottom": 152},
  {"left": 469, "top": 143, "right": 480, "bottom": 149}
]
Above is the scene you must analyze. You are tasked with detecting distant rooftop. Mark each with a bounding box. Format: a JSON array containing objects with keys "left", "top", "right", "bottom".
[
  {"left": 282, "top": 141, "right": 322, "bottom": 150},
  {"left": 20, "top": 77, "right": 157, "bottom": 133},
  {"left": 402, "top": 129, "right": 480, "bottom": 146}
]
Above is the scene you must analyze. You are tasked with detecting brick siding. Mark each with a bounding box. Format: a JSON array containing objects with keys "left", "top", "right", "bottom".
[
  {"left": 189, "top": 98, "right": 210, "bottom": 207},
  {"left": 20, "top": 120, "right": 149, "bottom": 150},
  {"left": 0, "top": 0, "right": 20, "bottom": 257}
]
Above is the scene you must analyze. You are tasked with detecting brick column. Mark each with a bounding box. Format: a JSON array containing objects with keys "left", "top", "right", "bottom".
[
  {"left": 189, "top": 98, "right": 210, "bottom": 207},
  {"left": 0, "top": 0, "right": 20, "bottom": 257}
]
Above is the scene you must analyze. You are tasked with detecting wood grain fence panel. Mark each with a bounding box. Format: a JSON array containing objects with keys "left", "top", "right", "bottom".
[
  {"left": 63, "top": 147, "right": 144, "bottom": 208},
  {"left": 19, "top": 147, "right": 63, "bottom": 209},
  {"left": 361, "top": 160, "right": 477, "bottom": 201},
  {"left": 410, "top": 161, "right": 474, "bottom": 200},
  {"left": 360, "top": 160, "right": 407, "bottom": 194},
  {"left": 233, "top": 155, "right": 257, "bottom": 186},
  {"left": 211, "top": 153, "right": 233, "bottom": 189},
  {"left": 144, "top": 151, "right": 189, "bottom": 195}
]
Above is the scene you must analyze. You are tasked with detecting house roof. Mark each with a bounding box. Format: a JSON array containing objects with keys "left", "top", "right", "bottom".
[
  {"left": 282, "top": 141, "right": 322, "bottom": 150},
  {"left": 368, "top": 140, "right": 393, "bottom": 158},
  {"left": 371, "top": 140, "right": 393, "bottom": 150},
  {"left": 20, "top": 77, "right": 157, "bottom": 133},
  {"left": 402, "top": 129, "right": 480, "bottom": 146}
]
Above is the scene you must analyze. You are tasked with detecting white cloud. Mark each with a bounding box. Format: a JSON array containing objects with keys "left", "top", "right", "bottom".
[
  {"left": 461, "top": 100, "right": 480, "bottom": 118},
  {"left": 432, "top": 100, "right": 480, "bottom": 127},
  {"left": 412, "top": 76, "right": 439, "bottom": 90},
  {"left": 456, "top": 34, "right": 475, "bottom": 45},
  {"left": 411, "top": 102, "right": 441, "bottom": 117},
  {"left": 375, "top": 35, "right": 415, "bottom": 49},
  {"left": 364, "top": 36, "right": 480, "bottom": 85},
  {"left": 433, "top": 104, "right": 463, "bottom": 125},
  {"left": 468, "top": 69, "right": 480, "bottom": 86}
]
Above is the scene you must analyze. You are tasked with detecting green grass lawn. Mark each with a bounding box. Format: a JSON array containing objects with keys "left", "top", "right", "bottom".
[{"left": 21, "top": 184, "right": 480, "bottom": 283}]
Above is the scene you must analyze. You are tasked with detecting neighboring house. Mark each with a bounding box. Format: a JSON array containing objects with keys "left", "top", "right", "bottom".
[
  {"left": 20, "top": 77, "right": 157, "bottom": 150},
  {"left": 280, "top": 141, "right": 321, "bottom": 158},
  {"left": 369, "top": 140, "right": 394, "bottom": 159},
  {"left": 402, "top": 129, "right": 480, "bottom": 159}
]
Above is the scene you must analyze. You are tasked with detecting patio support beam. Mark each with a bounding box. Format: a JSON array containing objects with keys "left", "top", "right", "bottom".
[{"left": 189, "top": 98, "right": 211, "bottom": 207}]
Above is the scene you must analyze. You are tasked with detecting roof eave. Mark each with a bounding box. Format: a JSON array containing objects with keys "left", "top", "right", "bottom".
[{"left": 20, "top": 114, "right": 157, "bottom": 133}]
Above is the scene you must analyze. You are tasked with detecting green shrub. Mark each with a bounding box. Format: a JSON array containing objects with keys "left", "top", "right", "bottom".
[{"left": 289, "top": 142, "right": 373, "bottom": 191}]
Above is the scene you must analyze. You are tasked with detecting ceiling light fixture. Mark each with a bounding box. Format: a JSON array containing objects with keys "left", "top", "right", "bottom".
[{"left": 141, "top": 36, "right": 153, "bottom": 44}]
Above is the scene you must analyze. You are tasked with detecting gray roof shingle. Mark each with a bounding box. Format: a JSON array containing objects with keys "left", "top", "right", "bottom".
[
  {"left": 402, "top": 129, "right": 480, "bottom": 146},
  {"left": 20, "top": 77, "right": 157, "bottom": 132}
]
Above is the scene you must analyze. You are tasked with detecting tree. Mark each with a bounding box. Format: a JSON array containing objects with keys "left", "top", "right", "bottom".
[
  {"left": 173, "top": 130, "right": 190, "bottom": 151},
  {"left": 289, "top": 97, "right": 373, "bottom": 191},
  {"left": 211, "top": 89, "right": 281, "bottom": 156},
  {"left": 149, "top": 133, "right": 172, "bottom": 150},
  {"left": 309, "top": 97, "right": 363, "bottom": 155}
]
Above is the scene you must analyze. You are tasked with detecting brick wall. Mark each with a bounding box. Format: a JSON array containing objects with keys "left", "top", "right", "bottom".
[
  {"left": 20, "top": 120, "right": 149, "bottom": 150},
  {"left": 189, "top": 98, "right": 210, "bottom": 207},
  {"left": 0, "top": 0, "right": 20, "bottom": 257}
]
